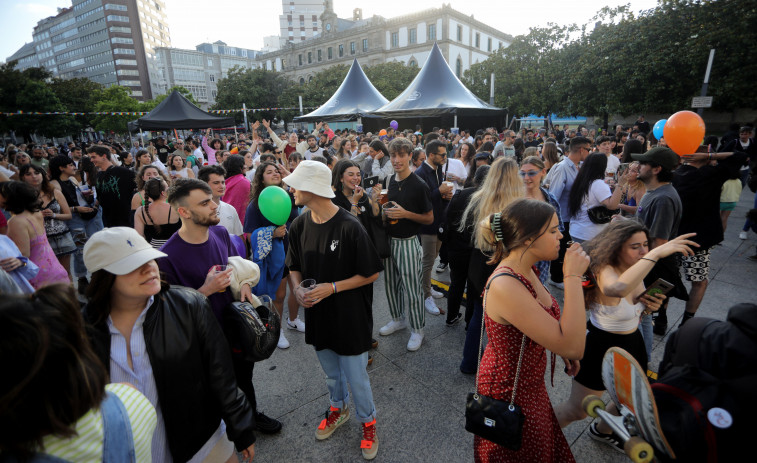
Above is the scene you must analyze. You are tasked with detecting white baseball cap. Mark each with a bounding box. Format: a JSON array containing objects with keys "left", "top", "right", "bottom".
[
  {"left": 84, "top": 227, "right": 167, "bottom": 275},
  {"left": 282, "top": 160, "right": 335, "bottom": 198}
]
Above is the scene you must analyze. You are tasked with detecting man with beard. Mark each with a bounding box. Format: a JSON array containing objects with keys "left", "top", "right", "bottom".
[{"left": 158, "top": 178, "right": 283, "bottom": 435}]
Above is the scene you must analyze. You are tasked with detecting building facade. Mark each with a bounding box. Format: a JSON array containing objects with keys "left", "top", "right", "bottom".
[
  {"left": 258, "top": 3, "right": 512, "bottom": 85},
  {"left": 153, "top": 42, "right": 260, "bottom": 108},
  {"left": 280, "top": 0, "right": 326, "bottom": 47},
  {"left": 8, "top": 0, "right": 170, "bottom": 100}
]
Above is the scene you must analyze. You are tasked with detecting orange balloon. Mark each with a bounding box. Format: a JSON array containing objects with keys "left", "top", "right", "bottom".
[
  {"left": 663, "top": 110, "right": 705, "bottom": 156},
  {"left": 230, "top": 147, "right": 239, "bottom": 154},
  {"left": 379, "top": 129, "right": 387, "bottom": 136}
]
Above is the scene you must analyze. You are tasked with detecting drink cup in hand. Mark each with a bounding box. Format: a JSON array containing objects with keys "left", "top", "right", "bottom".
[
  {"left": 383, "top": 201, "right": 399, "bottom": 225},
  {"left": 211, "top": 265, "right": 230, "bottom": 293},
  {"left": 297, "top": 279, "right": 317, "bottom": 305}
]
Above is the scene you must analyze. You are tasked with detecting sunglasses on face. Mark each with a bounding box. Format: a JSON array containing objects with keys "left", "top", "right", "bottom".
[{"left": 519, "top": 170, "right": 540, "bottom": 177}]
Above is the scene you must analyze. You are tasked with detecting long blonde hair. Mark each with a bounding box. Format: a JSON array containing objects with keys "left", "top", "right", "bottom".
[{"left": 460, "top": 157, "right": 524, "bottom": 251}]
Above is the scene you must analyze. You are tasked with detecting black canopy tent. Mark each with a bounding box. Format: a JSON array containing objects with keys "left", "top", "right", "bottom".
[
  {"left": 366, "top": 43, "right": 506, "bottom": 132},
  {"left": 293, "top": 59, "right": 389, "bottom": 123},
  {"left": 127, "top": 90, "right": 235, "bottom": 132}
]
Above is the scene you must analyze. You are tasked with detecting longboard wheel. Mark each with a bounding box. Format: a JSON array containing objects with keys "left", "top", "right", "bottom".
[
  {"left": 624, "top": 436, "right": 654, "bottom": 463},
  {"left": 582, "top": 395, "right": 605, "bottom": 418}
]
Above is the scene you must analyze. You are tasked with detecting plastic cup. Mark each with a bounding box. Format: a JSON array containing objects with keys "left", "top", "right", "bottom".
[
  {"left": 383, "top": 201, "right": 399, "bottom": 225},
  {"left": 211, "top": 265, "right": 230, "bottom": 292},
  {"left": 297, "top": 279, "right": 317, "bottom": 305},
  {"left": 378, "top": 189, "right": 388, "bottom": 205}
]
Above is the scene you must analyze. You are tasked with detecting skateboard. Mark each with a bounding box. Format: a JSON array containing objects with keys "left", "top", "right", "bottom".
[{"left": 582, "top": 347, "right": 676, "bottom": 463}]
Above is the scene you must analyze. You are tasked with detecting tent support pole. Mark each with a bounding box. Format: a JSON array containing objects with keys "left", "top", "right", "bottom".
[
  {"left": 453, "top": 115, "right": 458, "bottom": 129},
  {"left": 242, "top": 103, "right": 249, "bottom": 133}
]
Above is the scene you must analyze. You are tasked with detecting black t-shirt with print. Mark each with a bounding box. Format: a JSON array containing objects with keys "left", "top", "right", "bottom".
[
  {"left": 385, "top": 172, "right": 433, "bottom": 238},
  {"left": 285, "top": 207, "right": 384, "bottom": 355},
  {"left": 96, "top": 165, "right": 135, "bottom": 227}
]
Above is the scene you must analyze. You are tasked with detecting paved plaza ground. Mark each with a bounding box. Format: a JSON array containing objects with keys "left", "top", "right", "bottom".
[{"left": 249, "top": 187, "right": 757, "bottom": 463}]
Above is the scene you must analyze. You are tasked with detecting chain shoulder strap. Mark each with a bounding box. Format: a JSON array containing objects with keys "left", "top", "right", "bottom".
[{"left": 474, "top": 269, "right": 529, "bottom": 408}]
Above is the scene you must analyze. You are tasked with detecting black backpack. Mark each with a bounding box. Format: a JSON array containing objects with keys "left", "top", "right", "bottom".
[{"left": 652, "top": 304, "right": 757, "bottom": 463}]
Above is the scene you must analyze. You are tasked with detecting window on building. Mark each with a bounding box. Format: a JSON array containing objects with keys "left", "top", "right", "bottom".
[
  {"left": 210, "top": 75, "right": 215, "bottom": 82},
  {"left": 318, "top": 49, "right": 322, "bottom": 61},
  {"left": 308, "top": 51, "right": 312, "bottom": 63},
  {"left": 106, "top": 15, "right": 129, "bottom": 22},
  {"left": 207, "top": 58, "right": 213, "bottom": 66},
  {"left": 409, "top": 59, "right": 417, "bottom": 67},
  {"left": 409, "top": 28, "right": 417, "bottom": 44},
  {"left": 350, "top": 41, "right": 355, "bottom": 54},
  {"left": 327, "top": 47, "right": 333, "bottom": 59},
  {"left": 299, "top": 54, "right": 303, "bottom": 65},
  {"left": 299, "top": 77, "right": 305, "bottom": 85},
  {"left": 457, "top": 25, "right": 462, "bottom": 41},
  {"left": 456, "top": 58, "right": 462, "bottom": 78},
  {"left": 391, "top": 32, "right": 398, "bottom": 48},
  {"left": 338, "top": 44, "right": 344, "bottom": 57},
  {"left": 488, "top": 37, "right": 492, "bottom": 52},
  {"left": 428, "top": 24, "right": 436, "bottom": 41},
  {"left": 475, "top": 33, "right": 480, "bottom": 48},
  {"left": 362, "top": 39, "right": 368, "bottom": 52}
]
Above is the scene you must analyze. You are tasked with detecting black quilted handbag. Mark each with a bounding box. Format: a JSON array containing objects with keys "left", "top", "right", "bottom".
[
  {"left": 224, "top": 300, "right": 281, "bottom": 363},
  {"left": 464, "top": 272, "right": 527, "bottom": 450}
]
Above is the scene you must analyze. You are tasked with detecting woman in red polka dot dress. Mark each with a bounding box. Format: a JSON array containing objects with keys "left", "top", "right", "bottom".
[{"left": 473, "top": 199, "right": 590, "bottom": 462}]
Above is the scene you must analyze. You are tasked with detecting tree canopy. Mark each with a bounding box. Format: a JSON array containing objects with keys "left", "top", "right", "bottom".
[{"left": 463, "top": 0, "right": 757, "bottom": 120}]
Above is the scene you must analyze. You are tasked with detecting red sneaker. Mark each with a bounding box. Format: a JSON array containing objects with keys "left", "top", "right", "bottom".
[
  {"left": 360, "top": 418, "right": 379, "bottom": 460},
  {"left": 315, "top": 406, "right": 350, "bottom": 440}
]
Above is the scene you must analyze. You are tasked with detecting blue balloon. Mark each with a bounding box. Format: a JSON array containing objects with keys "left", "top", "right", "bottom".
[{"left": 653, "top": 119, "right": 667, "bottom": 140}]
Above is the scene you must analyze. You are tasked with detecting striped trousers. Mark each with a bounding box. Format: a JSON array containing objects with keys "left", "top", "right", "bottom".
[{"left": 383, "top": 236, "right": 425, "bottom": 330}]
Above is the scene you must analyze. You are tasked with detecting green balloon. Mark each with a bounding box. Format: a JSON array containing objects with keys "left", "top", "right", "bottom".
[{"left": 258, "top": 186, "right": 292, "bottom": 226}]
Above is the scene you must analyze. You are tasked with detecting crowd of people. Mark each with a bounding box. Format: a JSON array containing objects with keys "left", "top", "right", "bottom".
[{"left": 0, "top": 117, "right": 755, "bottom": 462}]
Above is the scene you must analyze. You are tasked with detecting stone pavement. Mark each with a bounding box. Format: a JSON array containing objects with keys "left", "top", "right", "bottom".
[{"left": 251, "top": 187, "right": 757, "bottom": 463}]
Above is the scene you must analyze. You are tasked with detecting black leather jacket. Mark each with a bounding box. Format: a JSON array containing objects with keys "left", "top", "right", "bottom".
[{"left": 84, "top": 286, "right": 255, "bottom": 462}]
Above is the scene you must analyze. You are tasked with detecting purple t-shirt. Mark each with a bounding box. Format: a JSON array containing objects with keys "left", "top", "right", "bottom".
[{"left": 158, "top": 225, "right": 238, "bottom": 322}]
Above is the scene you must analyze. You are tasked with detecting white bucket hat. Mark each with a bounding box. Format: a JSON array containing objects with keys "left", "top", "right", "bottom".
[
  {"left": 83, "top": 227, "right": 167, "bottom": 275},
  {"left": 282, "top": 160, "right": 335, "bottom": 198}
]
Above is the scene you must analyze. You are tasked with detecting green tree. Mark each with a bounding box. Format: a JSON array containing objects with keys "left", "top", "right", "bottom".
[
  {"left": 49, "top": 77, "right": 103, "bottom": 132},
  {"left": 214, "top": 67, "right": 293, "bottom": 126},
  {"left": 91, "top": 86, "right": 142, "bottom": 134},
  {"left": 363, "top": 61, "right": 420, "bottom": 101}
]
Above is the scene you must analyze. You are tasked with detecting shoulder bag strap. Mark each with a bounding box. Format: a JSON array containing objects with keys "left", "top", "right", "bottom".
[{"left": 475, "top": 269, "right": 529, "bottom": 406}]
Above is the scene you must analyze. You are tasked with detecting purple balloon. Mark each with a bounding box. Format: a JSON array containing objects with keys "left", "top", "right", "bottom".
[{"left": 390, "top": 120, "right": 398, "bottom": 130}]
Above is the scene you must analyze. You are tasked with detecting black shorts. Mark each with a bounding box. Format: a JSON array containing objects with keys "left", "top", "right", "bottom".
[{"left": 574, "top": 321, "right": 647, "bottom": 391}]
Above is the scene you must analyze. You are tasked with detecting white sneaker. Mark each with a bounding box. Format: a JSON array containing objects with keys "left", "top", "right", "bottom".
[
  {"left": 379, "top": 319, "right": 407, "bottom": 336},
  {"left": 424, "top": 297, "right": 440, "bottom": 315},
  {"left": 407, "top": 331, "right": 424, "bottom": 351},
  {"left": 740, "top": 231, "right": 748, "bottom": 240},
  {"left": 277, "top": 331, "right": 290, "bottom": 349},
  {"left": 286, "top": 317, "right": 306, "bottom": 332},
  {"left": 430, "top": 288, "right": 443, "bottom": 299}
]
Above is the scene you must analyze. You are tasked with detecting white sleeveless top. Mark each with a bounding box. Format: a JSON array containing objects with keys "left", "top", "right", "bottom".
[{"left": 589, "top": 297, "right": 644, "bottom": 332}]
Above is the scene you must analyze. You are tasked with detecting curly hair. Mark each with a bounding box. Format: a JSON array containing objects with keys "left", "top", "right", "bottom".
[
  {"left": 249, "top": 161, "right": 281, "bottom": 202},
  {"left": 582, "top": 218, "right": 649, "bottom": 305},
  {"left": 136, "top": 165, "right": 168, "bottom": 191}
]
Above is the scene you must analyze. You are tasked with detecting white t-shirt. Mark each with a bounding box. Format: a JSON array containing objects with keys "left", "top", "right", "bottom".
[
  {"left": 193, "top": 147, "right": 205, "bottom": 166},
  {"left": 217, "top": 200, "right": 243, "bottom": 235},
  {"left": 605, "top": 153, "right": 621, "bottom": 174},
  {"left": 445, "top": 158, "right": 468, "bottom": 192},
  {"left": 568, "top": 179, "right": 612, "bottom": 241}
]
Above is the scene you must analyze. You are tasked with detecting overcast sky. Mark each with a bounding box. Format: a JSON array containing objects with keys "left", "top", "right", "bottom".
[{"left": 2, "top": 0, "right": 659, "bottom": 61}]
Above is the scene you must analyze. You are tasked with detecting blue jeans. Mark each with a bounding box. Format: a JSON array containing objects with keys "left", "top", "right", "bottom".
[
  {"left": 315, "top": 349, "right": 376, "bottom": 423},
  {"left": 639, "top": 314, "right": 653, "bottom": 362},
  {"left": 460, "top": 300, "right": 485, "bottom": 374},
  {"left": 68, "top": 209, "right": 104, "bottom": 278}
]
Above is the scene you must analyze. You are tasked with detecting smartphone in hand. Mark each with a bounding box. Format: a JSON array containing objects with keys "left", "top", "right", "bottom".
[
  {"left": 645, "top": 278, "right": 674, "bottom": 297},
  {"left": 362, "top": 176, "right": 378, "bottom": 189}
]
